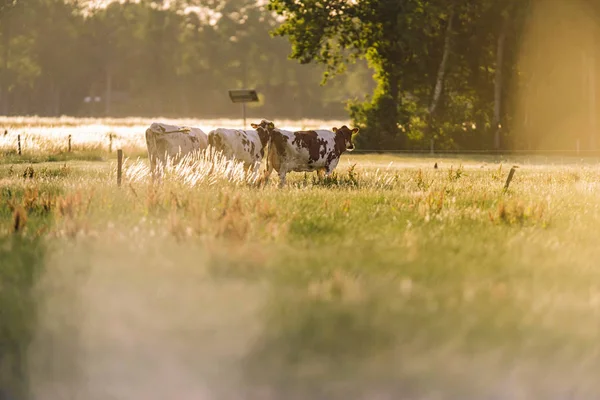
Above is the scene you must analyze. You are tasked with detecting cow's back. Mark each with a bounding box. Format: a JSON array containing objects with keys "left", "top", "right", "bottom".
[
  {"left": 208, "top": 128, "right": 265, "bottom": 167},
  {"left": 189, "top": 127, "right": 209, "bottom": 149},
  {"left": 146, "top": 122, "right": 208, "bottom": 165}
]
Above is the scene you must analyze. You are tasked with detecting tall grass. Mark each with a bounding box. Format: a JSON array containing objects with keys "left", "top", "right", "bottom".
[{"left": 124, "top": 146, "right": 260, "bottom": 187}]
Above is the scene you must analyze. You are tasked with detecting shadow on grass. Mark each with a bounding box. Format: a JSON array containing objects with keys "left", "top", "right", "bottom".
[
  {"left": 1, "top": 151, "right": 107, "bottom": 164},
  {"left": 241, "top": 268, "right": 408, "bottom": 399},
  {"left": 0, "top": 148, "right": 148, "bottom": 165},
  {"left": 0, "top": 235, "right": 46, "bottom": 399}
]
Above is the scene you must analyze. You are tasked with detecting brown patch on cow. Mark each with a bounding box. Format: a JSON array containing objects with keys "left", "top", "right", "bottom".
[
  {"left": 250, "top": 122, "right": 272, "bottom": 158},
  {"left": 322, "top": 130, "right": 347, "bottom": 169},
  {"left": 271, "top": 131, "right": 287, "bottom": 157},
  {"left": 256, "top": 128, "right": 270, "bottom": 148},
  {"left": 292, "top": 131, "right": 328, "bottom": 163},
  {"left": 209, "top": 134, "right": 224, "bottom": 151},
  {"left": 268, "top": 145, "right": 281, "bottom": 172},
  {"left": 325, "top": 151, "right": 338, "bottom": 169},
  {"left": 333, "top": 131, "right": 346, "bottom": 156},
  {"left": 319, "top": 140, "right": 328, "bottom": 159},
  {"left": 268, "top": 130, "right": 288, "bottom": 171}
]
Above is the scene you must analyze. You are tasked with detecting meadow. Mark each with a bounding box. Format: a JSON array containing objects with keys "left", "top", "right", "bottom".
[{"left": 2, "top": 117, "right": 600, "bottom": 399}]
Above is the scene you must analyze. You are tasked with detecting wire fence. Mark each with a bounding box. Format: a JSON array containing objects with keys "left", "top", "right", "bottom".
[
  {"left": 3, "top": 127, "right": 600, "bottom": 160},
  {"left": 349, "top": 148, "right": 600, "bottom": 156}
]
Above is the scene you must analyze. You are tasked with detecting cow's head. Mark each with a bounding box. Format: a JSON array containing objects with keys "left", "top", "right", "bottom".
[
  {"left": 251, "top": 119, "right": 276, "bottom": 146},
  {"left": 250, "top": 119, "right": 275, "bottom": 131},
  {"left": 332, "top": 125, "right": 358, "bottom": 152}
]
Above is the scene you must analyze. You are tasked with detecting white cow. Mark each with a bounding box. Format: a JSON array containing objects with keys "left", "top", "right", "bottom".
[
  {"left": 207, "top": 127, "right": 271, "bottom": 174},
  {"left": 145, "top": 122, "right": 208, "bottom": 179},
  {"left": 251, "top": 119, "right": 358, "bottom": 187}
]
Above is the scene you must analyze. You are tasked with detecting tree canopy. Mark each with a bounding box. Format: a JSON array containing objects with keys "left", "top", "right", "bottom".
[
  {"left": 269, "top": 0, "right": 600, "bottom": 151},
  {"left": 0, "top": 0, "right": 375, "bottom": 120}
]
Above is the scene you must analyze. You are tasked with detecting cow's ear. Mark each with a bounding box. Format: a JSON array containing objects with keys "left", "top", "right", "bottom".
[
  {"left": 352, "top": 127, "right": 359, "bottom": 134},
  {"left": 332, "top": 127, "right": 338, "bottom": 132},
  {"left": 250, "top": 123, "right": 258, "bottom": 128}
]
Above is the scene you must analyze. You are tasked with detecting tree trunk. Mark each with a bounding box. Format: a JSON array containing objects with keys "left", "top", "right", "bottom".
[
  {"left": 493, "top": 11, "right": 510, "bottom": 150},
  {"left": 426, "top": 8, "right": 454, "bottom": 151},
  {"left": 53, "top": 85, "right": 61, "bottom": 116},
  {"left": 588, "top": 49, "right": 596, "bottom": 151},
  {"left": 429, "top": 9, "right": 454, "bottom": 116},
  {"left": 378, "top": 64, "right": 401, "bottom": 148},
  {"left": 182, "top": 81, "right": 190, "bottom": 116},
  {"left": 0, "top": 12, "right": 11, "bottom": 116},
  {"left": 105, "top": 64, "right": 112, "bottom": 116}
]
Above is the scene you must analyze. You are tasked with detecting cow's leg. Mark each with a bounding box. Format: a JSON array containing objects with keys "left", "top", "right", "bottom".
[
  {"left": 155, "top": 159, "right": 164, "bottom": 183},
  {"left": 251, "top": 162, "right": 262, "bottom": 184},
  {"left": 263, "top": 157, "right": 274, "bottom": 186},
  {"left": 325, "top": 159, "right": 340, "bottom": 176},
  {"left": 146, "top": 129, "right": 159, "bottom": 182},
  {"left": 316, "top": 168, "right": 325, "bottom": 180},
  {"left": 243, "top": 162, "right": 256, "bottom": 182},
  {"left": 149, "top": 154, "right": 157, "bottom": 182},
  {"left": 277, "top": 167, "right": 288, "bottom": 188}
]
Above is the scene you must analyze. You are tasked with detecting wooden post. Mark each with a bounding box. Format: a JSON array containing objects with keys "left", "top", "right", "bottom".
[
  {"left": 590, "top": 51, "right": 597, "bottom": 151},
  {"left": 3, "top": 129, "right": 6, "bottom": 136},
  {"left": 68, "top": 134, "right": 72, "bottom": 153},
  {"left": 117, "top": 149, "right": 123, "bottom": 187},
  {"left": 17, "top": 134, "right": 21, "bottom": 155},
  {"left": 109, "top": 134, "right": 113, "bottom": 153},
  {"left": 504, "top": 166, "right": 518, "bottom": 191}
]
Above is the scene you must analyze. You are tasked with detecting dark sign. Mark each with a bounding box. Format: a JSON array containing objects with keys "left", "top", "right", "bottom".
[{"left": 228, "top": 89, "right": 259, "bottom": 103}]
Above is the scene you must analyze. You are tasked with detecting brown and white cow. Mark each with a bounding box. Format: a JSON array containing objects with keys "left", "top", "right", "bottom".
[
  {"left": 145, "top": 122, "right": 208, "bottom": 179},
  {"left": 252, "top": 119, "right": 358, "bottom": 187},
  {"left": 207, "top": 127, "right": 270, "bottom": 174}
]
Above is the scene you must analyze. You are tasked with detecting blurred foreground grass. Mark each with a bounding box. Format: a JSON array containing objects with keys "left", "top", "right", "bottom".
[{"left": 1, "top": 152, "right": 600, "bottom": 399}]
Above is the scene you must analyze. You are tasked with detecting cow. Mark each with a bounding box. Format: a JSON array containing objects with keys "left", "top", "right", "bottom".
[
  {"left": 145, "top": 122, "right": 208, "bottom": 179},
  {"left": 251, "top": 119, "right": 358, "bottom": 188},
  {"left": 207, "top": 126, "right": 270, "bottom": 175}
]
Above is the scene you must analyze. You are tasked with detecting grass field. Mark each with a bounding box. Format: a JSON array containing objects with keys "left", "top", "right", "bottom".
[{"left": 2, "top": 118, "right": 600, "bottom": 399}]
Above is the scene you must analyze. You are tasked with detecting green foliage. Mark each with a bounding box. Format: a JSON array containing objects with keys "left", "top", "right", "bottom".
[
  {"left": 0, "top": 0, "right": 373, "bottom": 119},
  {"left": 267, "top": 0, "right": 543, "bottom": 151},
  {"left": 348, "top": 92, "right": 404, "bottom": 150}
]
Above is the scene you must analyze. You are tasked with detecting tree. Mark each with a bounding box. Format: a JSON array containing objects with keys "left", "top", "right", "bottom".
[
  {"left": 0, "top": 0, "right": 21, "bottom": 114},
  {"left": 268, "top": 0, "right": 459, "bottom": 149}
]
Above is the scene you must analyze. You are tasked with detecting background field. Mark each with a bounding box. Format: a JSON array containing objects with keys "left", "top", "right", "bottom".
[
  {"left": 0, "top": 117, "right": 351, "bottom": 162},
  {"left": 2, "top": 119, "right": 600, "bottom": 399}
]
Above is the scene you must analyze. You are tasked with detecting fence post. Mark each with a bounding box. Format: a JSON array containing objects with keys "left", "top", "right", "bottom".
[
  {"left": 504, "top": 166, "right": 518, "bottom": 191},
  {"left": 68, "top": 134, "right": 72, "bottom": 153},
  {"left": 117, "top": 149, "right": 123, "bottom": 187},
  {"left": 17, "top": 134, "right": 21, "bottom": 155},
  {"left": 109, "top": 134, "right": 113, "bottom": 153}
]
